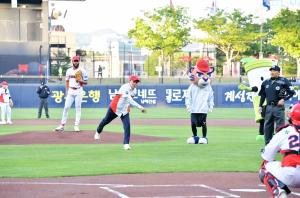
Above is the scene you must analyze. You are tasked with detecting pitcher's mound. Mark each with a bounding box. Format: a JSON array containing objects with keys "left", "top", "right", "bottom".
[{"left": 0, "top": 131, "right": 172, "bottom": 145}]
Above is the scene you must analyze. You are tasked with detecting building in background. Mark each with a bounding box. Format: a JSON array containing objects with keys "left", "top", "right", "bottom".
[{"left": 0, "top": 0, "right": 49, "bottom": 80}]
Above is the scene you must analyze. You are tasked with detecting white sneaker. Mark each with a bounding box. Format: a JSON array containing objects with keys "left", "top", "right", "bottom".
[
  {"left": 123, "top": 144, "right": 131, "bottom": 150},
  {"left": 0, "top": 121, "right": 6, "bottom": 125},
  {"left": 54, "top": 125, "right": 64, "bottom": 132},
  {"left": 94, "top": 131, "right": 100, "bottom": 140},
  {"left": 276, "top": 190, "right": 287, "bottom": 198},
  {"left": 198, "top": 137, "right": 208, "bottom": 144},
  {"left": 74, "top": 125, "right": 80, "bottom": 132},
  {"left": 7, "top": 121, "right": 12, "bottom": 125}
]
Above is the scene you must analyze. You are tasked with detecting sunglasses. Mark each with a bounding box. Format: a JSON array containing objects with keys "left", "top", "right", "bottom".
[{"left": 73, "top": 60, "right": 79, "bottom": 62}]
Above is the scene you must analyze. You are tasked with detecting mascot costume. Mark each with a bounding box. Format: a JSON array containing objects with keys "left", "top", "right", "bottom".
[
  {"left": 186, "top": 59, "right": 214, "bottom": 144},
  {"left": 239, "top": 59, "right": 273, "bottom": 141}
]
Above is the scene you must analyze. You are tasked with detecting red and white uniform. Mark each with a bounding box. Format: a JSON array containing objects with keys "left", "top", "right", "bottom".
[
  {"left": 110, "top": 83, "right": 143, "bottom": 116},
  {"left": 261, "top": 125, "right": 300, "bottom": 187},
  {"left": 60, "top": 67, "right": 88, "bottom": 126},
  {"left": 0, "top": 87, "right": 12, "bottom": 124}
]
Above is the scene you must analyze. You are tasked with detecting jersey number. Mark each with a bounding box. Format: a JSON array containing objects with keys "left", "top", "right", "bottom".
[{"left": 289, "top": 135, "right": 300, "bottom": 149}]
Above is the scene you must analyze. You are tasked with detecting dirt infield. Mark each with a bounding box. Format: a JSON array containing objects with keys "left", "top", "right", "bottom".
[
  {"left": 0, "top": 172, "right": 300, "bottom": 198},
  {"left": 0, "top": 131, "right": 172, "bottom": 145},
  {"left": 14, "top": 118, "right": 257, "bottom": 127}
]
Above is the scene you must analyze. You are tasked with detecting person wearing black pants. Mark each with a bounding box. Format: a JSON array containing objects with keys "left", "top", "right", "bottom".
[
  {"left": 96, "top": 107, "right": 131, "bottom": 145},
  {"left": 36, "top": 81, "right": 51, "bottom": 119},
  {"left": 259, "top": 65, "right": 295, "bottom": 145}
]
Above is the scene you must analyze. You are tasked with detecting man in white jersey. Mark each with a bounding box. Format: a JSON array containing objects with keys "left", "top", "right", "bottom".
[
  {"left": 259, "top": 102, "right": 300, "bottom": 198},
  {"left": 94, "top": 75, "right": 146, "bottom": 150},
  {"left": 0, "top": 81, "right": 13, "bottom": 124},
  {"left": 54, "top": 55, "right": 88, "bottom": 132}
]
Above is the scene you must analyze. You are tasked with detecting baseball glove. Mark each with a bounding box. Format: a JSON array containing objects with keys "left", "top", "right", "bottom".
[
  {"left": 75, "top": 70, "right": 82, "bottom": 82},
  {"left": 9, "top": 99, "right": 13, "bottom": 108}
]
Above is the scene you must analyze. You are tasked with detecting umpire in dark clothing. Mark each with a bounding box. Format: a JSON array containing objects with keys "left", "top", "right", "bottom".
[
  {"left": 37, "top": 81, "right": 51, "bottom": 119},
  {"left": 259, "top": 65, "right": 295, "bottom": 145}
]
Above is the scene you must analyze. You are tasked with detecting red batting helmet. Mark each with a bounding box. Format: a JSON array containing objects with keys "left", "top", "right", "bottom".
[{"left": 289, "top": 103, "right": 300, "bottom": 126}]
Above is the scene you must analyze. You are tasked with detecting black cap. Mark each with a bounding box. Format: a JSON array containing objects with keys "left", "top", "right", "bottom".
[{"left": 269, "top": 65, "right": 280, "bottom": 72}]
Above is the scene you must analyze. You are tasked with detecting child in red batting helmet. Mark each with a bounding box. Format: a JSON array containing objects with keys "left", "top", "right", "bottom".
[{"left": 259, "top": 102, "right": 300, "bottom": 198}]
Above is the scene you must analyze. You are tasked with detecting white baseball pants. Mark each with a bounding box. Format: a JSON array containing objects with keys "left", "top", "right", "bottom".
[{"left": 60, "top": 88, "right": 83, "bottom": 126}]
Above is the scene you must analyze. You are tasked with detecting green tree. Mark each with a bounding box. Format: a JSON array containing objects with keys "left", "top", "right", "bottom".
[
  {"left": 128, "top": 6, "right": 191, "bottom": 76},
  {"left": 243, "top": 20, "right": 278, "bottom": 58},
  {"left": 194, "top": 9, "right": 264, "bottom": 74},
  {"left": 269, "top": 9, "right": 300, "bottom": 77}
]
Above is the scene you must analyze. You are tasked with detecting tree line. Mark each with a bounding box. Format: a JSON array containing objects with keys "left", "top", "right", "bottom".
[{"left": 128, "top": 6, "right": 300, "bottom": 77}]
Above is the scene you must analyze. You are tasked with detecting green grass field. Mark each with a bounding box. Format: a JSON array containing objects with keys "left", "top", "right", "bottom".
[{"left": 0, "top": 107, "right": 263, "bottom": 178}]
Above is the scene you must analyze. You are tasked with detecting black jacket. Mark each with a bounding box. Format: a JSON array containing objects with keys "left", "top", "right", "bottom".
[{"left": 37, "top": 85, "right": 50, "bottom": 98}]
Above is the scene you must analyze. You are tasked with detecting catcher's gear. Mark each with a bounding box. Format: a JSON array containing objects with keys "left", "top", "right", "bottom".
[
  {"left": 259, "top": 167, "right": 290, "bottom": 197},
  {"left": 75, "top": 70, "right": 82, "bottom": 82},
  {"left": 288, "top": 102, "right": 300, "bottom": 126},
  {"left": 9, "top": 99, "right": 13, "bottom": 108}
]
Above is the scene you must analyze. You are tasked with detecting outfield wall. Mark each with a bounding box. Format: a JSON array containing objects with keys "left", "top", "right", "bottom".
[{"left": 8, "top": 84, "right": 300, "bottom": 108}]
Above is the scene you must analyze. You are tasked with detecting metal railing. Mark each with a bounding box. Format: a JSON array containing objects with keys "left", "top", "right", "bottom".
[{"left": 0, "top": 75, "right": 253, "bottom": 85}]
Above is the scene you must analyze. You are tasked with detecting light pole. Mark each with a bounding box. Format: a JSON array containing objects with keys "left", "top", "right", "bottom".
[
  {"left": 128, "top": 40, "right": 133, "bottom": 75},
  {"left": 123, "top": 42, "right": 126, "bottom": 83}
]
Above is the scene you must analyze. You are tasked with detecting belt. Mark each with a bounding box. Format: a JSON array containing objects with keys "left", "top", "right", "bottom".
[
  {"left": 284, "top": 150, "right": 300, "bottom": 156},
  {"left": 267, "top": 101, "right": 277, "bottom": 106},
  {"left": 70, "top": 87, "right": 79, "bottom": 90}
]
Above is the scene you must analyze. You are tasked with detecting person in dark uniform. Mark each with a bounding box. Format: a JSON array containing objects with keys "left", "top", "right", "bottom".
[
  {"left": 259, "top": 65, "right": 295, "bottom": 145},
  {"left": 36, "top": 81, "right": 51, "bottom": 119}
]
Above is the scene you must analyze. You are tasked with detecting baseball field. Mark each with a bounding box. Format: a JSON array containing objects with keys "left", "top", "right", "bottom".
[{"left": 0, "top": 107, "right": 299, "bottom": 197}]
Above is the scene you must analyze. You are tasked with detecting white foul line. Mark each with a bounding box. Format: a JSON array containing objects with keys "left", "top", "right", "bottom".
[
  {"left": 230, "top": 189, "right": 266, "bottom": 192},
  {"left": 0, "top": 181, "right": 123, "bottom": 186},
  {"left": 292, "top": 192, "right": 300, "bottom": 196},
  {"left": 0, "top": 181, "right": 247, "bottom": 198},
  {"left": 100, "top": 186, "right": 130, "bottom": 198},
  {"left": 200, "top": 184, "right": 240, "bottom": 198}
]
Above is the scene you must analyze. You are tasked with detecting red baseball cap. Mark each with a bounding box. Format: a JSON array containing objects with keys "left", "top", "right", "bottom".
[
  {"left": 72, "top": 56, "right": 80, "bottom": 62},
  {"left": 129, "top": 75, "right": 140, "bottom": 82},
  {"left": 1, "top": 81, "right": 8, "bottom": 86}
]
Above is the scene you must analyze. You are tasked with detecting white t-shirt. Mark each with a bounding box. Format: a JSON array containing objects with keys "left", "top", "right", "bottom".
[{"left": 110, "top": 83, "right": 143, "bottom": 116}]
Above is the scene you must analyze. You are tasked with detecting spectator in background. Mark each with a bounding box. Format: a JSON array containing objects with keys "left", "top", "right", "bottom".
[
  {"left": 36, "top": 80, "right": 51, "bottom": 119},
  {"left": 58, "top": 66, "right": 63, "bottom": 83},
  {"left": 98, "top": 65, "right": 103, "bottom": 78}
]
